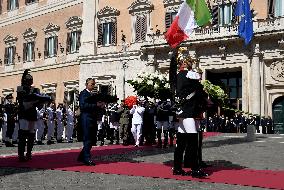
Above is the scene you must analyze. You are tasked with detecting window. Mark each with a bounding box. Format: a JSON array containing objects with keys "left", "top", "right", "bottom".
[
  {"left": 97, "top": 22, "right": 117, "bottom": 46},
  {"left": 25, "top": 0, "right": 37, "bottom": 4},
  {"left": 218, "top": 3, "right": 234, "bottom": 26},
  {"left": 7, "top": 0, "right": 19, "bottom": 11},
  {"left": 165, "top": 12, "right": 177, "bottom": 29},
  {"left": 4, "top": 46, "right": 16, "bottom": 65},
  {"left": 66, "top": 31, "right": 81, "bottom": 54},
  {"left": 274, "top": 0, "right": 284, "bottom": 17},
  {"left": 44, "top": 36, "right": 58, "bottom": 58},
  {"left": 23, "top": 42, "right": 35, "bottom": 62},
  {"left": 135, "top": 15, "right": 147, "bottom": 42}
]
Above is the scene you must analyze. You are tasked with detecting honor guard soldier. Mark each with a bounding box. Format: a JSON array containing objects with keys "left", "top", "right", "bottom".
[
  {"left": 66, "top": 105, "right": 75, "bottom": 143},
  {"left": 156, "top": 100, "right": 171, "bottom": 148},
  {"left": 118, "top": 101, "right": 130, "bottom": 146},
  {"left": 36, "top": 106, "right": 45, "bottom": 145},
  {"left": 56, "top": 104, "right": 64, "bottom": 143},
  {"left": 17, "top": 70, "right": 42, "bottom": 161},
  {"left": 4, "top": 94, "right": 17, "bottom": 147},
  {"left": 173, "top": 56, "right": 208, "bottom": 177},
  {"left": 47, "top": 102, "right": 56, "bottom": 145}
]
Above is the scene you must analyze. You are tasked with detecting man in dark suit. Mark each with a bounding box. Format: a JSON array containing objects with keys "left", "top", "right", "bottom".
[{"left": 77, "top": 78, "right": 103, "bottom": 166}]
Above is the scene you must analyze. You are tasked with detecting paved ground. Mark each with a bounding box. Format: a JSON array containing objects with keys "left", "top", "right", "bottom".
[{"left": 0, "top": 133, "right": 283, "bottom": 190}]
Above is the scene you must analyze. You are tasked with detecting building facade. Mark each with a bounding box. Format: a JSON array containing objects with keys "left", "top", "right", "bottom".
[
  {"left": 0, "top": 0, "right": 83, "bottom": 105},
  {"left": 0, "top": 0, "right": 284, "bottom": 133}
]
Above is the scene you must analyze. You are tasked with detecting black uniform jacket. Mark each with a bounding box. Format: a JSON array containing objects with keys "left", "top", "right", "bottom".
[{"left": 176, "top": 70, "right": 208, "bottom": 118}]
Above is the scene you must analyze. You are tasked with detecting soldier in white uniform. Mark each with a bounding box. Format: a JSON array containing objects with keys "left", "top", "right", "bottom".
[
  {"left": 12, "top": 114, "right": 19, "bottom": 144},
  {"left": 56, "top": 104, "right": 64, "bottom": 143},
  {"left": 36, "top": 106, "right": 45, "bottom": 145},
  {"left": 130, "top": 101, "right": 145, "bottom": 147},
  {"left": 47, "top": 102, "right": 55, "bottom": 145},
  {"left": 66, "top": 105, "right": 74, "bottom": 143},
  {"left": 1, "top": 111, "right": 8, "bottom": 143}
]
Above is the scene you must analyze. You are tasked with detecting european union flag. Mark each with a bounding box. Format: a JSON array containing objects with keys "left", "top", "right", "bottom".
[{"left": 235, "top": 0, "right": 253, "bottom": 45}]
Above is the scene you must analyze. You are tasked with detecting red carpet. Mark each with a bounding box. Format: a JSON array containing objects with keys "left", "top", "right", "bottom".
[{"left": 1, "top": 132, "right": 283, "bottom": 189}]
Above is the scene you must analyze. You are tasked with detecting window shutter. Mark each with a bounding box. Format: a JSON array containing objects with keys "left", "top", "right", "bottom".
[
  {"left": 135, "top": 16, "right": 142, "bottom": 42},
  {"left": 23, "top": 43, "right": 27, "bottom": 62},
  {"left": 54, "top": 36, "right": 58, "bottom": 56},
  {"left": 7, "top": 0, "right": 10, "bottom": 11},
  {"left": 4, "top": 47, "right": 8, "bottom": 65},
  {"left": 0, "top": 0, "right": 3, "bottom": 14},
  {"left": 165, "top": 12, "right": 171, "bottom": 29},
  {"left": 66, "top": 32, "right": 71, "bottom": 54},
  {"left": 12, "top": 46, "right": 16, "bottom": 64},
  {"left": 77, "top": 30, "right": 81, "bottom": 51},
  {"left": 268, "top": 0, "right": 275, "bottom": 17},
  {"left": 32, "top": 41, "right": 35, "bottom": 61},
  {"left": 44, "top": 38, "right": 48, "bottom": 58},
  {"left": 16, "top": 0, "right": 19, "bottom": 8},
  {"left": 141, "top": 15, "right": 147, "bottom": 41},
  {"left": 97, "top": 23, "right": 103, "bottom": 46},
  {"left": 111, "top": 22, "right": 117, "bottom": 45},
  {"left": 212, "top": 5, "right": 219, "bottom": 25}
]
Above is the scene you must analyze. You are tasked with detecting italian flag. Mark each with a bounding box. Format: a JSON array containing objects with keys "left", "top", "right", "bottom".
[{"left": 165, "top": 0, "right": 212, "bottom": 48}]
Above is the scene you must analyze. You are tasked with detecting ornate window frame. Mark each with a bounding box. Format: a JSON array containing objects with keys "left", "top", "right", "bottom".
[
  {"left": 23, "top": 28, "right": 37, "bottom": 42},
  {"left": 41, "top": 83, "right": 57, "bottom": 94},
  {"left": 3, "top": 35, "right": 17, "bottom": 66},
  {"left": 2, "top": 88, "right": 14, "bottom": 97},
  {"left": 66, "top": 16, "right": 83, "bottom": 32},
  {"left": 97, "top": 6, "right": 120, "bottom": 46},
  {"left": 163, "top": 0, "right": 182, "bottom": 12},
  {"left": 128, "top": 0, "right": 154, "bottom": 42},
  {"left": 43, "top": 23, "right": 60, "bottom": 37},
  {"left": 22, "top": 28, "right": 37, "bottom": 63}
]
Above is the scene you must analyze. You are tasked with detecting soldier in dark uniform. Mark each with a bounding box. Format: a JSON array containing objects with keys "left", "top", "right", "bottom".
[
  {"left": 142, "top": 100, "right": 156, "bottom": 145},
  {"left": 4, "top": 94, "right": 17, "bottom": 147},
  {"left": 118, "top": 101, "right": 130, "bottom": 146},
  {"left": 266, "top": 116, "right": 273, "bottom": 134},
  {"left": 173, "top": 57, "right": 208, "bottom": 177},
  {"left": 261, "top": 116, "right": 267, "bottom": 134},
  {"left": 17, "top": 70, "right": 42, "bottom": 161}
]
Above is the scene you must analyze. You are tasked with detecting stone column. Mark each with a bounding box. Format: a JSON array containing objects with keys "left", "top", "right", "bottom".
[
  {"left": 247, "top": 43, "right": 261, "bottom": 141},
  {"left": 250, "top": 43, "right": 261, "bottom": 115},
  {"left": 79, "top": 0, "right": 98, "bottom": 55}
]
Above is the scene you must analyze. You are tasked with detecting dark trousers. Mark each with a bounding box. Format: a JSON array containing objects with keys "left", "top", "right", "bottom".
[
  {"left": 18, "top": 129, "right": 35, "bottom": 158},
  {"left": 78, "top": 116, "right": 97, "bottom": 162},
  {"left": 6, "top": 120, "right": 15, "bottom": 139},
  {"left": 174, "top": 133, "right": 198, "bottom": 170}
]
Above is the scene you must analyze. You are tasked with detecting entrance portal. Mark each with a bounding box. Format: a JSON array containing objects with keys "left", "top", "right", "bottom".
[{"left": 273, "top": 96, "right": 284, "bottom": 134}]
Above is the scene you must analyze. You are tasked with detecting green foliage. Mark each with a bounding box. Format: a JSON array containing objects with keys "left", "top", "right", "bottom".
[{"left": 201, "top": 80, "right": 228, "bottom": 106}]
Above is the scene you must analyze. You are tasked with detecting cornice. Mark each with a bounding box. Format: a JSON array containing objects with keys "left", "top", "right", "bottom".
[
  {"left": 0, "top": 60, "right": 80, "bottom": 77},
  {"left": 128, "top": 0, "right": 154, "bottom": 14},
  {"left": 0, "top": 0, "right": 83, "bottom": 28},
  {"left": 97, "top": 6, "right": 120, "bottom": 18}
]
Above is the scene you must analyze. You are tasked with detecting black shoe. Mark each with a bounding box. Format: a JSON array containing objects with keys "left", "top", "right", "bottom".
[
  {"left": 109, "top": 141, "right": 113, "bottom": 145},
  {"left": 163, "top": 144, "right": 168, "bottom": 148},
  {"left": 100, "top": 142, "right": 104, "bottom": 146},
  {"left": 191, "top": 169, "right": 209, "bottom": 178},
  {"left": 37, "top": 141, "right": 44, "bottom": 145},
  {"left": 12, "top": 141, "right": 18, "bottom": 144},
  {"left": 47, "top": 140, "right": 53, "bottom": 145},
  {"left": 172, "top": 168, "right": 190, "bottom": 176},
  {"left": 67, "top": 140, "right": 73, "bottom": 143},
  {"left": 57, "top": 139, "right": 63, "bottom": 143},
  {"left": 82, "top": 160, "right": 96, "bottom": 166},
  {"left": 115, "top": 141, "right": 120, "bottom": 145},
  {"left": 5, "top": 142, "right": 15, "bottom": 147}
]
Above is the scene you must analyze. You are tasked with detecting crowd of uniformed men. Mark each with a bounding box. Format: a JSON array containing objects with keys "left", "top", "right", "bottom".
[{"left": 0, "top": 95, "right": 274, "bottom": 148}]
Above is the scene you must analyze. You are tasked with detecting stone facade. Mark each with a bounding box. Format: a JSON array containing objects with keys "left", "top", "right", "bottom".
[
  {"left": 0, "top": 0, "right": 284, "bottom": 131},
  {"left": 0, "top": 0, "right": 83, "bottom": 103}
]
